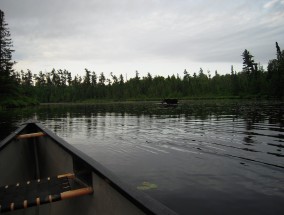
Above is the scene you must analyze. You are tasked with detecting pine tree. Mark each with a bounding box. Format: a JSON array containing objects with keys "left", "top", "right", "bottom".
[
  {"left": 276, "top": 42, "right": 282, "bottom": 61},
  {"left": 0, "top": 10, "right": 17, "bottom": 99},
  {"left": 242, "top": 49, "right": 256, "bottom": 76},
  {"left": 267, "top": 42, "right": 284, "bottom": 98}
]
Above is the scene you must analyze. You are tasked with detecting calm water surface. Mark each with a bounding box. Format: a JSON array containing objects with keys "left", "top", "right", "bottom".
[{"left": 0, "top": 100, "right": 284, "bottom": 215}]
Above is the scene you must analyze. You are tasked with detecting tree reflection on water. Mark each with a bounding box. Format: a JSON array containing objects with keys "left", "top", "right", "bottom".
[{"left": 0, "top": 100, "right": 283, "bottom": 215}]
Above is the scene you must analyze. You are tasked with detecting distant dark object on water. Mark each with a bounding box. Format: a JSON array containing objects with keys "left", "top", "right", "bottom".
[{"left": 162, "top": 99, "right": 178, "bottom": 106}]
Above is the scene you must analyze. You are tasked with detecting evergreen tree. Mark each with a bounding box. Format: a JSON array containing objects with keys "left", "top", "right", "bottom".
[
  {"left": 230, "top": 65, "right": 239, "bottom": 95},
  {"left": 276, "top": 42, "right": 282, "bottom": 60},
  {"left": 242, "top": 49, "right": 262, "bottom": 94},
  {"left": 267, "top": 42, "right": 284, "bottom": 98},
  {"left": 242, "top": 49, "right": 257, "bottom": 76},
  {"left": 98, "top": 72, "right": 105, "bottom": 86},
  {"left": 83, "top": 68, "right": 91, "bottom": 85},
  {"left": 0, "top": 10, "right": 17, "bottom": 99},
  {"left": 91, "top": 71, "right": 97, "bottom": 86}
]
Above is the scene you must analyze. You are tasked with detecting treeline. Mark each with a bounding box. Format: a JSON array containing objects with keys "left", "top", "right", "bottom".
[
  {"left": 1, "top": 9, "right": 284, "bottom": 106},
  {"left": 12, "top": 42, "right": 284, "bottom": 103}
]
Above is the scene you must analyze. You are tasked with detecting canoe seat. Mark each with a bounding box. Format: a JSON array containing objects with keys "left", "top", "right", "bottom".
[{"left": 0, "top": 173, "right": 93, "bottom": 213}]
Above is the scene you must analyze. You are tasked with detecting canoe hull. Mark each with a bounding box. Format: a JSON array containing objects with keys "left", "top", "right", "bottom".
[{"left": 0, "top": 122, "right": 177, "bottom": 215}]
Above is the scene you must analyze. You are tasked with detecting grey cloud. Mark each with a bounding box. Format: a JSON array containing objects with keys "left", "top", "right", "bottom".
[{"left": 1, "top": 0, "right": 284, "bottom": 76}]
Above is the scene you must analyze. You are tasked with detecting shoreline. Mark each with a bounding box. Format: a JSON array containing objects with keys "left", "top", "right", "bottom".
[{"left": 1, "top": 96, "right": 283, "bottom": 109}]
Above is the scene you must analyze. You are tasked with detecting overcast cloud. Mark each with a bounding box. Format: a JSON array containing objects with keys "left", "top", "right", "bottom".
[{"left": 1, "top": 0, "right": 284, "bottom": 78}]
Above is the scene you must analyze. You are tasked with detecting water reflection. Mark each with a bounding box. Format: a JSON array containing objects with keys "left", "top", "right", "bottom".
[{"left": 0, "top": 100, "right": 284, "bottom": 215}]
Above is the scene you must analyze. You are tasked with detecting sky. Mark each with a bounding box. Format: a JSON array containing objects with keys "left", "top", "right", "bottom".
[{"left": 1, "top": 0, "right": 284, "bottom": 79}]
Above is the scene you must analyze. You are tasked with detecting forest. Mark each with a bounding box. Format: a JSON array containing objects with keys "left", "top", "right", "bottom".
[{"left": 0, "top": 9, "right": 284, "bottom": 107}]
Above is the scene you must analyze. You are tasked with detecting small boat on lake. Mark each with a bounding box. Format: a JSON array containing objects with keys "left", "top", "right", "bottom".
[
  {"left": 0, "top": 121, "right": 177, "bottom": 215},
  {"left": 161, "top": 99, "right": 179, "bottom": 107}
]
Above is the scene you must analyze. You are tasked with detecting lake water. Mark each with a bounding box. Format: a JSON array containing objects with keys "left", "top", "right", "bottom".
[{"left": 0, "top": 100, "right": 284, "bottom": 215}]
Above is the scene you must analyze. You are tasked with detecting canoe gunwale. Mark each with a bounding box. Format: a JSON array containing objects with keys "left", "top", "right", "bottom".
[
  {"left": 0, "top": 123, "right": 27, "bottom": 151},
  {"left": 0, "top": 121, "right": 178, "bottom": 215}
]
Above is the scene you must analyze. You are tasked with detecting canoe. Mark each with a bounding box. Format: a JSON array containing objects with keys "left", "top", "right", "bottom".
[
  {"left": 162, "top": 99, "right": 178, "bottom": 105},
  {"left": 0, "top": 121, "right": 177, "bottom": 215},
  {"left": 161, "top": 99, "right": 179, "bottom": 107}
]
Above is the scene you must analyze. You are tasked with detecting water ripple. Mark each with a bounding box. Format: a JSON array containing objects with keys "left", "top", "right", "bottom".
[{"left": 1, "top": 101, "right": 284, "bottom": 215}]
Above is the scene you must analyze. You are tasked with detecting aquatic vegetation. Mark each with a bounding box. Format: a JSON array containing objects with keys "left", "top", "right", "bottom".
[{"left": 137, "top": 182, "right": 158, "bottom": 190}]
